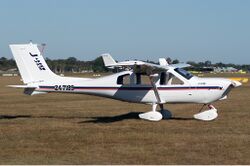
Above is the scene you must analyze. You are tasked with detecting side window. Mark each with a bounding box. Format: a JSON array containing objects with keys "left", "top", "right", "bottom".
[
  {"left": 174, "top": 68, "right": 193, "bottom": 80},
  {"left": 117, "top": 74, "right": 130, "bottom": 85},
  {"left": 118, "top": 73, "right": 156, "bottom": 85},
  {"left": 166, "top": 73, "right": 184, "bottom": 85}
]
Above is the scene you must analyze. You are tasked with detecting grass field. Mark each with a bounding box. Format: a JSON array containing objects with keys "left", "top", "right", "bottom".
[{"left": 0, "top": 73, "right": 250, "bottom": 164}]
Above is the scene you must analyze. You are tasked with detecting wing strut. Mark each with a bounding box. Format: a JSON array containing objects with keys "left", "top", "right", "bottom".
[{"left": 149, "top": 74, "right": 163, "bottom": 104}]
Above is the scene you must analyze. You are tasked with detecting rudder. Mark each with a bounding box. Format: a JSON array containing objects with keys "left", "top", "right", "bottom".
[{"left": 9, "top": 43, "right": 60, "bottom": 84}]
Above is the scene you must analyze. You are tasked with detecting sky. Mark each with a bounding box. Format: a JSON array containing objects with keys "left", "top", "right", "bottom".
[{"left": 0, "top": 0, "right": 249, "bottom": 64}]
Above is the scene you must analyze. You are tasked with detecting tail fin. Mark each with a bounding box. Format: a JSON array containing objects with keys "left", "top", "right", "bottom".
[
  {"left": 9, "top": 43, "right": 60, "bottom": 84},
  {"left": 101, "top": 53, "right": 117, "bottom": 67},
  {"left": 159, "top": 58, "right": 169, "bottom": 66}
]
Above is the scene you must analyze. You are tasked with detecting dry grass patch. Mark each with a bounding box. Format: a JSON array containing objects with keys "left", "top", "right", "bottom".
[{"left": 0, "top": 75, "right": 249, "bottom": 164}]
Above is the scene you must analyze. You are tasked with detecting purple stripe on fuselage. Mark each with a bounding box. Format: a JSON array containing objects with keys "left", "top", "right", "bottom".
[{"left": 38, "top": 86, "right": 223, "bottom": 91}]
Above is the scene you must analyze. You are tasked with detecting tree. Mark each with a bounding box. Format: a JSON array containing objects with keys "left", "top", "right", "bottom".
[
  {"left": 66, "top": 57, "right": 77, "bottom": 64},
  {"left": 92, "top": 56, "right": 107, "bottom": 72},
  {"left": 0, "top": 57, "right": 17, "bottom": 70},
  {"left": 0, "top": 57, "right": 8, "bottom": 66},
  {"left": 215, "top": 62, "right": 226, "bottom": 68},
  {"left": 187, "top": 61, "right": 198, "bottom": 67},
  {"left": 172, "top": 59, "right": 179, "bottom": 64},
  {"left": 65, "top": 57, "right": 78, "bottom": 72},
  {"left": 204, "top": 60, "right": 212, "bottom": 67},
  {"left": 166, "top": 57, "right": 172, "bottom": 64}
]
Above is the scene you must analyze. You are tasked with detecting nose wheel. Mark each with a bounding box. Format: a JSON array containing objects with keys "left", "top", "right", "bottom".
[{"left": 193, "top": 104, "right": 218, "bottom": 121}]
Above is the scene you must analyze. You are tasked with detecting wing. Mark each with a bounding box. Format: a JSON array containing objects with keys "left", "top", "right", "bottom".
[
  {"left": 102, "top": 54, "right": 190, "bottom": 75},
  {"left": 133, "top": 62, "right": 190, "bottom": 75}
]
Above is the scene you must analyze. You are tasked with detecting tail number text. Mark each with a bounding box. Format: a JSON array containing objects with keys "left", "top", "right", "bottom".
[{"left": 54, "top": 85, "right": 74, "bottom": 91}]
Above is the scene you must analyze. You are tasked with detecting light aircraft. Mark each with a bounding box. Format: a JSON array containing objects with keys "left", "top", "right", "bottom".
[{"left": 9, "top": 43, "right": 241, "bottom": 121}]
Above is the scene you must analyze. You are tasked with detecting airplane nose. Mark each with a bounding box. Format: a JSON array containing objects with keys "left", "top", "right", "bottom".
[
  {"left": 223, "top": 79, "right": 242, "bottom": 88},
  {"left": 231, "top": 80, "right": 242, "bottom": 87}
]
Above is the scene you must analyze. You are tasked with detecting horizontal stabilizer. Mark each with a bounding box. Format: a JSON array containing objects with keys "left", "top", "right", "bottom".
[
  {"left": 8, "top": 85, "right": 47, "bottom": 95},
  {"left": 23, "top": 88, "right": 47, "bottom": 95},
  {"left": 7, "top": 85, "right": 38, "bottom": 88}
]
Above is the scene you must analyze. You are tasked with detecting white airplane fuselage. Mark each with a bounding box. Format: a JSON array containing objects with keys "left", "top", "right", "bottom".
[{"left": 35, "top": 70, "right": 236, "bottom": 105}]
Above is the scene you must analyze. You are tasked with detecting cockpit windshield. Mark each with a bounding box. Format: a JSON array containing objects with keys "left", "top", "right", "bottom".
[{"left": 174, "top": 68, "right": 193, "bottom": 80}]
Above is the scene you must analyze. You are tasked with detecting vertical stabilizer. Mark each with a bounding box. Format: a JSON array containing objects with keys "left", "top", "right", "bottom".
[
  {"left": 9, "top": 43, "right": 60, "bottom": 84},
  {"left": 101, "top": 53, "right": 117, "bottom": 67},
  {"left": 159, "top": 58, "right": 169, "bottom": 66}
]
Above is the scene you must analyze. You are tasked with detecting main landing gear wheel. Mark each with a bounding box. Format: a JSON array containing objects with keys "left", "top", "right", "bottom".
[
  {"left": 139, "top": 103, "right": 172, "bottom": 121},
  {"left": 193, "top": 104, "right": 218, "bottom": 121},
  {"left": 139, "top": 103, "right": 162, "bottom": 121},
  {"left": 159, "top": 104, "right": 172, "bottom": 119}
]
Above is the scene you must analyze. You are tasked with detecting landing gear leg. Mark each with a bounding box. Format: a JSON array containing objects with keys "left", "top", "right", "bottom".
[
  {"left": 139, "top": 103, "right": 162, "bottom": 121},
  {"left": 199, "top": 104, "right": 207, "bottom": 112},
  {"left": 194, "top": 104, "right": 218, "bottom": 121}
]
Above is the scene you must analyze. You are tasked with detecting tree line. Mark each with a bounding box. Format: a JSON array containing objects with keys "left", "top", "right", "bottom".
[
  {"left": 0, "top": 56, "right": 249, "bottom": 73},
  {"left": 0, "top": 56, "right": 108, "bottom": 73}
]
